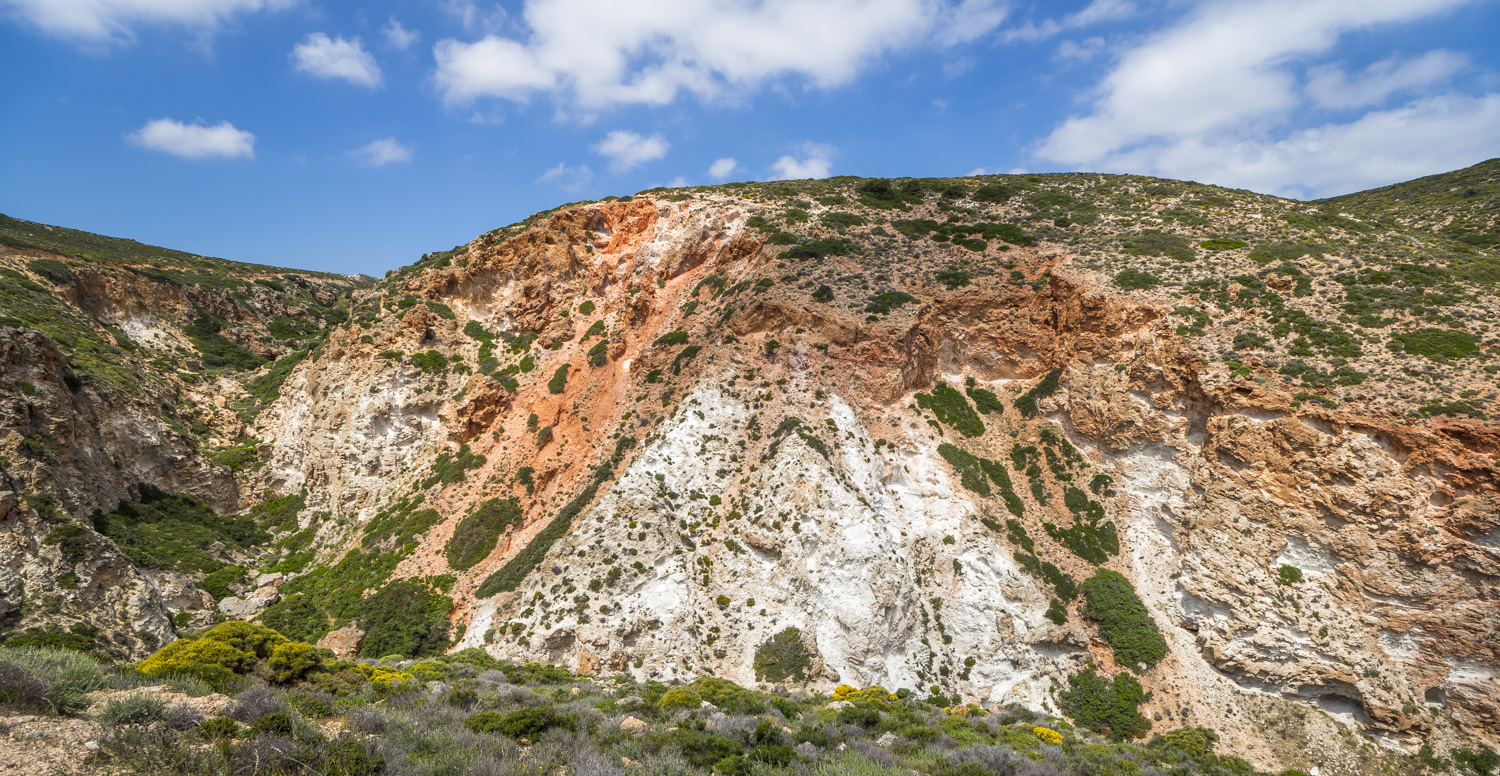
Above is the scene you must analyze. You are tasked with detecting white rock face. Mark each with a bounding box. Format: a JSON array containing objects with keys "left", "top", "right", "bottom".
[{"left": 464, "top": 378, "right": 1076, "bottom": 706}]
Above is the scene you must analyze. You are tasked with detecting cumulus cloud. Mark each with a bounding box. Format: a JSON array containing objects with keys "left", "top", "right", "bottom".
[
  {"left": 1035, "top": 0, "right": 1494, "bottom": 197},
  {"left": 291, "top": 33, "right": 382, "bottom": 88},
  {"left": 537, "top": 162, "right": 594, "bottom": 191},
  {"left": 433, "top": 0, "right": 1007, "bottom": 109},
  {"left": 592, "top": 130, "right": 669, "bottom": 172},
  {"left": 125, "top": 118, "right": 255, "bottom": 159},
  {"left": 769, "top": 143, "right": 835, "bottom": 180},
  {"left": 349, "top": 137, "right": 412, "bottom": 166},
  {"left": 382, "top": 18, "right": 419, "bottom": 50},
  {"left": 1, "top": 0, "right": 291, "bottom": 43},
  {"left": 1305, "top": 50, "right": 1467, "bottom": 110},
  {"left": 707, "top": 157, "right": 739, "bottom": 180}
]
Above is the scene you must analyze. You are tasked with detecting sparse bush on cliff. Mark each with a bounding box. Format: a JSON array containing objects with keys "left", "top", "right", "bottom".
[
  {"left": 445, "top": 497, "right": 522, "bottom": 571},
  {"left": 753, "top": 627, "right": 811, "bottom": 683},
  {"left": 1080, "top": 570, "right": 1167, "bottom": 671}
]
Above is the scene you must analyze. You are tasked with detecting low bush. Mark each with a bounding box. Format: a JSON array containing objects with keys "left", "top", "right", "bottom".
[
  {"left": 465, "top": 706, "right": 577, "bottom": 739},
  {"left": 101, "top": 694, "right": 167, "bottom": 726},
  {"left": 753, "top": 627, "right": 811, "bottom": 683},
  {"left": 916, "top": 382, "right": 985, "bottom": 437},
  {"left": 1080, "top": 570, "right": 1167, "bottom": 671},
  {"left": 0, "top": 646, "right": 109, "bottom": 715},
  {"left": 1058, "top": 667, "right": 1151, "bottom": 741},
  {"left": 445, "top": 497, "right": 523, "bottom": 571}
]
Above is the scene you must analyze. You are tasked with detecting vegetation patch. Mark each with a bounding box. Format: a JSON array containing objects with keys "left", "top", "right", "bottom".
[
  {"left": 1013, "top": 369, "right": 1062, "bottom": 418},
  {"left": 357, "top": 580, "right": 453, "bottom": 658},
  {"left": 753, "top": 627, "right": 812, "bottom": 683},
  {"left": 548, "top": 364, "right": 571, "bottom": 394},
  {"left": 1080, "top": 570, "right": 1167, "bottom": 671},
  {"left": 90, "top": 487, "right": 268, "bottom": 575},
  {"left": 1389, "top": 328, "right": 1482, "bottom": 360},
  {"left": 1058, "top": 667, "right": 1152, "bottom": 741},
  {"left": 445, "top": 498, "right": 523, "bottom": 571},
  {"left": 916, "top": 382, "right": 984, "bottom": 437}
]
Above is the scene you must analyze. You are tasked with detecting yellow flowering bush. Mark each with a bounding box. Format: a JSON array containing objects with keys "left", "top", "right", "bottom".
[
  {"left": 267, "top": 641, "right": 322, "bottom": 683},
  {"left": 351, "top": 663, "right": 417, "bottom": 691},
  {"left": 657, "top": 687, "right": 703, "bottom": 710},
  {"left": 137, "top": 637, "right": 256, "bottom": 678},
  {"left": 833, "top": 685, "right": 896, "bottom": 706},
  {"left": 832, "top": 684, "right": 857, "bottom": 701},
  {"left": 1033, "top": 726, "right": 1063, "bottom": 745}
]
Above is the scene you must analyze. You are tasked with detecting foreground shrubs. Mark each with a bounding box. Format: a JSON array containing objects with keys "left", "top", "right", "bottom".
[{"left": 0, "top": 645, "right": 109, "bottom": 715}]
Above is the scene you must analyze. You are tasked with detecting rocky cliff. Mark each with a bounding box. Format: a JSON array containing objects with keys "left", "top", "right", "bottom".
[{"left": 3, "top": 163, "right": 1499, "bottom": 773}]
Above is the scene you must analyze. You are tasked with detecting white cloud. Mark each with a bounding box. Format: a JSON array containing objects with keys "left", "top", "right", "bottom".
[
  {"left": 1055, "top": 36, "right": 1105, "bottom": 62},
  {"left": 349, "top": 137, "right": 412, "bottom": 166},
  {"left": 1, "top": 0, "right": 290, "bottom": 44},
  {"left": 707, "top": 158, "right": 739, "bottom": 180},
  {"left": 1305, "top": 50, "right": 1466, "bottom": 110},
  {"left": 769, "top": 143, "right": 835, "bottom": 180},
  {"left": 537, "top": 162, "right": 594, "bottom": 191},
  {"left": 291, "top": 33, "right": 382, "bottom": 88},
  {"left": 125, "top": 118, "right": 255, "bottom": 159},
  {"left": 382, "top": 18, "right": 419, "bottom": 50},
  {"left": 1100, "top": 94, "right": 1500, "bottom": 198},
  {"left": 1001, "top": 0, "right": 1134, "bottom": 43},
  {"left": 433, "top": 0, "right": 1007, "bottom": 109},
  {"left": 667, "top": 176, "right": 690, "bottom": 188},
  {"left": 1034, "top": 0, "right": 1494, "bottom": 197},
  {"left": 592, "top": 130, "right": 669, "bottom": 172}
]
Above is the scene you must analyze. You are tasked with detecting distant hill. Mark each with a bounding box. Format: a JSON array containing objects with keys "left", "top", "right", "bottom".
[{"left": 1317, "top": 157, "right": 1500, "bottom": 249}]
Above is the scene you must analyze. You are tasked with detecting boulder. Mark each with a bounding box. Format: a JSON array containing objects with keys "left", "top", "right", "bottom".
[
  {"left": 620, "top": 716, "right": 648, "bottom": 735},
  {"left": 317, "top": 624, "right": 366, "bottom": 658}
]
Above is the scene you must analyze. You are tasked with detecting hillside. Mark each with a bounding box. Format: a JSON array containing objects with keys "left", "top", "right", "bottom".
[{"left": 2, "top": 162, "right": 1499, "bottom": 776}]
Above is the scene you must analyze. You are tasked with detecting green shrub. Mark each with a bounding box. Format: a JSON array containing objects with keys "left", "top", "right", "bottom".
[
  {"left": 1277, "top": 565, "right": 1303, "bottom": 585},
  {"left": 1080, "top": 570, "right": 1167, "bottom": 671},
  {"left": 465, "top": 706, "right": 577, "bottom": 738},
  {"left": 1200, "top": 239, "right": 1247, "bottom": 251},
  {"left": 357, "top": 580, "right": 452, "bottom": 658},
  {"left": 43, "top": 523, "right": 92, "bottom": 564},
  {"left": 101, "top": 694, "right": 166, "bottom": 726},
  {"left": 972, "top": 183, "right": 1014, "bottom": 203},
  {"left": 548, "top": 364, "right": 571, "bottom": 394},
  {"left": 445, "top": 497, "right": 522, "bottom": 571},
  {"left": 864, "top": 291, "right": 917, "bottom": 315},
  {"left": 90, "top": 489, "right": 268, "bottom": 575},
  {"left": 196, "top": 716, "right": 241, "bottom": 740},
  {"left": 1013, "top": 369, "right": 1062, "bottom": 418},
  {"left": 654, "top": 330, "right": 689, "bottom": 347},
  {"left": 916, "top": 383, "right": 984, "bottom": 437},
  {"left": 1122, "top": 231, "right": 1194, "bottom": 262},
  {"left": 1249, "top": 241, "right": 1324, "bottom": 265},
  {"left": 425, "top": 301, "right": 456, "bottom": 320},
  {"left": 1058, "top": 667, "right": 1151, "bottom": 741},
  {"left": 660, "top": 728, "right": 742, "bottom": 769},
  {"left": 754, "top": 627, "right": 812, "bottom": 683},
  {"left": 811, "top": 285, "right": 834, "bottom": 303},
  {"left": 26, "top": 258, "right": 76, "bottom": 284},
  {"left": 183, "top": 313, "right": 264, "bottom": 371},
  {"left": 1389, "top": 328, "right": 1482, "bottom": 360},
  {"left": 1113, "top": 268, "right": 1161, "bottom": 290},
  {"left": 421, "top": 444, "right": 486, "bottom": 489},
  {"left": 411, "top": 349, "right": 448, "bottom": 373}
]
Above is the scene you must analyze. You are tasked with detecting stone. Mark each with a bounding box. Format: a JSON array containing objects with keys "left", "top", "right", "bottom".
[
  {"left": 317, "top": 625, "right": 366, "bottom": 658},
  {"left": 875, "top": 732, "right": 898, "bottom": 748},
  {"left": 254, "top": 572, "right": 285, "bottom": 588},
  {"left": 620, "top": 716, "right": 648, "bottom": 735},
  {"left": 795, "top": 742, "right": 818, "bottom": 758},
  {"left": 217, "top": 585, "right": 280, "bottom": 620},
  {"left": 617, "top": 695, "right": 644, "bottom": 708},
  {"left": 824, "top": 701, "right": 853, "bottom": 712}
]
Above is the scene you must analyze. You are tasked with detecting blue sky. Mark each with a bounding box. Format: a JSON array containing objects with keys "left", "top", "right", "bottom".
[{"left": 2, "top": 0, "right": 1498, "bottom": 275}]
